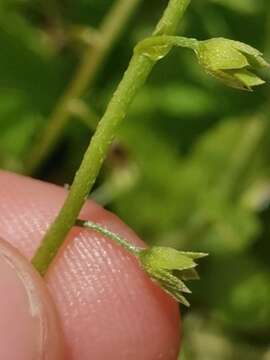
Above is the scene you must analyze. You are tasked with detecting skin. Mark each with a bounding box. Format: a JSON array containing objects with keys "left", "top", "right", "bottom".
[{"left": 0, "top": 170, "right": 180, "bottom": 360}]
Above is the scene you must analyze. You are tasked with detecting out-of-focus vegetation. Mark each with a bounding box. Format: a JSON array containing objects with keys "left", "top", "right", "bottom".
[{"left": 1, "top": 0, "right": 270, "bottom": 358}]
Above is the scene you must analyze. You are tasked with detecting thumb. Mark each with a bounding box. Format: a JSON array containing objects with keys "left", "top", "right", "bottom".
[{"left": 0, "top": 239, "right": 64, "bottom": 360}]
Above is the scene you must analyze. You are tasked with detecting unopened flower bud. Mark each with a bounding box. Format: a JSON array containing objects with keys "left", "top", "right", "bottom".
[{"left": 195, "top": 38, "right": 269, "bottom": 90}]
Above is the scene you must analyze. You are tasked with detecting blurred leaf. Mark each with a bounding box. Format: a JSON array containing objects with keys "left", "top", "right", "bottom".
[
  {"left": 0, "top": 89, "right": 43, "bottom": 171},
  {"left": 131, "top": 84, "right": 218, "bottom": 117},
  {"left": 209, "top": 0, "right": 263, "bottom": 14},
  {"left": 0, "top": 0, "right": 52, "bottom": 57}
]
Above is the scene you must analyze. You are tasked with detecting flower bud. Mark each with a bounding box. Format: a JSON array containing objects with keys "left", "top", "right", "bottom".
[{"left": 195, "top": 38, "right": 269, "bottom": 90}]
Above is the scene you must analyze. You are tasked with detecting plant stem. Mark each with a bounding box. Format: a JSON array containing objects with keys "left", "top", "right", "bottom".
[
  {"left": 25, "top": 0, "right": 141, "bottom": 174},
  {"left": 32, "top": 0, "right": 191, "bottom": 276},
  {"left": 76, "top": 219, "right": 141, "bottom": 255},
  {"left": 135, "top": 35, "right": 198, "bottom": 55}
]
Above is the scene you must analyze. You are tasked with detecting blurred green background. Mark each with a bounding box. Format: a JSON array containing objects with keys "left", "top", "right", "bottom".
[{"left": 1, "top": 0, "right": 270, "bottom": 358}]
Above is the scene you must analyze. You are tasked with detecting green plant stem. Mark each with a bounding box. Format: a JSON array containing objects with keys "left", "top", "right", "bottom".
[
  {"left": 135, "top": 35, "right": 198, "bottom": 55},
  {"left": 25, "top": 0, "right": 141, "bottom": 174},
  {"left": 32, "top": 0, "right": 191, "bottom": 276},
  {"left": 76, "top": 219, "right": 141, "bottom": 255}
]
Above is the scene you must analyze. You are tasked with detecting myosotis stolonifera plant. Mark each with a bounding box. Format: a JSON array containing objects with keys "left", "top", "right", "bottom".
[{"left": 31, "top": 0, "right": 269, "bottom": 306}]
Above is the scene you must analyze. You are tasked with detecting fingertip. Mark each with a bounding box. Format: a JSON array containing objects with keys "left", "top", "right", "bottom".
[{"left": 0, "top": 238, "right": 65, "bottom": 360}]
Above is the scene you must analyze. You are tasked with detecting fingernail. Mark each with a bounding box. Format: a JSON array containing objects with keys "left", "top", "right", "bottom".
[{"left": 0, "top": 239, "right": 64, "bottom": 360}]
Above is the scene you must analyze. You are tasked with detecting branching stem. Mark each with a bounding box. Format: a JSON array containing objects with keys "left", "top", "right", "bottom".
[{"left": 32, "top": 0, "right": 191, "bottom": 276}]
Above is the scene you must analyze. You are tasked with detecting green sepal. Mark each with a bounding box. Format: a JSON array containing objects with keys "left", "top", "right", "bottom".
[
  {"left": 178, "top": 251, "right": 208, "bottom": 260},
  {"left": 233, "top": 69, "right": 265, "bottom": 90},
  {"left": 233, "top": 41, "right": 270, "bottom": 68},
  {"left": 140, "top": 246, "right": 197, "bottom": 271},
  {"left": 197, "top": 38, "right": 249, "bottom": 70},
  {"left": 179, "top": 268, "right": 200, "bottom": 281}
]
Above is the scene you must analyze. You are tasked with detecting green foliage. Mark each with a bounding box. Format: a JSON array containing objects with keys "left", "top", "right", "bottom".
[{"left": 1, "top": 0, "right": 270, "bottom": 358}]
